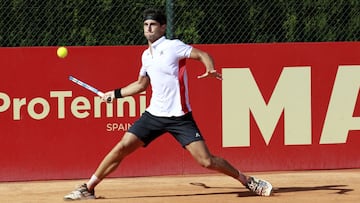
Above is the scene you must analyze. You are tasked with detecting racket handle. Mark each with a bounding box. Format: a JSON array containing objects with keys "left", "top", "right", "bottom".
[
  {"left": 97, "top": 91, "right": 112, "bottom": 103},
  {"left": 97, "top": 91, "right": 104, "bottom": 97}
]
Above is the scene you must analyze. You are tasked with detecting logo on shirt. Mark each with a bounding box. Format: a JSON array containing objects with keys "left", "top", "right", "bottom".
[{"left": 195, "top": 132, "right": 201, "bottom": 138}]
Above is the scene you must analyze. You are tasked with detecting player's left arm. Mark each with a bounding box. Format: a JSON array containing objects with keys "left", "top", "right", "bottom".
[{"left": 189, "top": 47, "right": 222, "bottom": 80}]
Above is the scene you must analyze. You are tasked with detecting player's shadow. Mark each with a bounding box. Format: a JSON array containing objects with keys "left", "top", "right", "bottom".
[
  {"left": 271, "top": 185, "right": 353, "bottom": 195},
  {"left": 190, "top": 182, "right": 353, "bottom": 197},
  {"left": 97, "top": 182, "right": 353, "bottom": 200}
]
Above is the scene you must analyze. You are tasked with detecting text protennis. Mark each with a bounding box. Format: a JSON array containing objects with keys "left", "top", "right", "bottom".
[{"left": 0, "top": 91, "right": 147, "bottom": 120}]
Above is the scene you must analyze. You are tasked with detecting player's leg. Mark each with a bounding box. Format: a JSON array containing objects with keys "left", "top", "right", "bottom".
[
  {"left": 64, "top": 132, "right": 144, "bottom": 200},
  {"left": 64, "top": 111, "right": 165, "bottom": 200},
  {"left": 91, "top": 132, "right": 144, "bottom": 186},
  {"left": 185, "top": 140, "right": 272, "bottom": 196},
  {"left": 185, "top": 140, "right": 248, "bottom": 185},
  {"left": 170, "top": 113, "right": 272, "bottom": 196},
  {"left": 91, "top": 111, "right": 165, "bottom": 187}
]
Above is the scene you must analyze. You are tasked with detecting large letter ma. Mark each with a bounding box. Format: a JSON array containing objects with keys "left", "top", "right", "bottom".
[{"left": 222, "top": 67, "right": 311, "bottom": 147}]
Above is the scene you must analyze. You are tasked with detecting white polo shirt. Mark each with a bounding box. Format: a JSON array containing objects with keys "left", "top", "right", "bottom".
[{"left": 140, "top": 36, "right": 193, "bottom": 117}]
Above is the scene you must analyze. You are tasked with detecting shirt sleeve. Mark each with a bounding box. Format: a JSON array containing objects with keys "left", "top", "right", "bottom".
[
  {"left": 139, "top": 50, "right": 148, "bottom": 76},
  {"left": 139, "top": 66, "right": 147, "bottom": 77},
  {"left": 173, "top": 39, "right": 193, "bottom": 59}
]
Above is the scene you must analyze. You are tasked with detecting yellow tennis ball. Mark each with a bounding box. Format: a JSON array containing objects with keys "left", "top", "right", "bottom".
[{"left": 57, "top": 46, "right": 68, "bottom": 58}]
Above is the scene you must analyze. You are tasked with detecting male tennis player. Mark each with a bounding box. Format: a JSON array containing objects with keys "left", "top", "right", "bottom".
[{"left": 64, "top": 8, "right": 272, "bottom": 200}]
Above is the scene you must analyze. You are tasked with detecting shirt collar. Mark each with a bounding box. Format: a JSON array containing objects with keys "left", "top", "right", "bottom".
[{"left": 151, "top": 36, "right": 166, "bottom": 49}]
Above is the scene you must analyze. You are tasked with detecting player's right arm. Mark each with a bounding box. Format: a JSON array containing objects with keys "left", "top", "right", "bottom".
[{"left": 103, "top": 75, "right": 150, "bottom": 102}]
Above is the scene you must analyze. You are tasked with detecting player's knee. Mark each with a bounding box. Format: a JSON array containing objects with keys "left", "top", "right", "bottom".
[
  {"left": 110, "top": 142, "right": 133, "bottom": 160},
  {"left": 198, "top": 157, "right": 214, "bottom": 169}
]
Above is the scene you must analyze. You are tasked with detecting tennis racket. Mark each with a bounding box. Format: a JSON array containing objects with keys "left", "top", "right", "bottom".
[{"left": 68, "top": 76, "right": 112, "bottom": 103}]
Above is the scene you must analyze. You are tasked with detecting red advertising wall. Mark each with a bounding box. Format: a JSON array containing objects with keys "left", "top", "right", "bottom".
[{"left": 1, "top": 42, "right": 359, "bottom": 182}]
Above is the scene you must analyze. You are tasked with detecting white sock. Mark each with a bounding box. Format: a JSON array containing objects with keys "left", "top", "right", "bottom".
[{"left": 87, "top": 174, "right": 101, "bottom": 191}]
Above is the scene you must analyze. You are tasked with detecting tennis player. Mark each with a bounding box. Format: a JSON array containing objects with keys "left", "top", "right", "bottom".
[{"left": 64, "top": 8, "right": 272, "bottom": 200}]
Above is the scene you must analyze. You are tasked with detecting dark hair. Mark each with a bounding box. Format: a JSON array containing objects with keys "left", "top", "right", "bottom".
[{"left": 143, "top": 8, "right": 166, "bottom": 25}]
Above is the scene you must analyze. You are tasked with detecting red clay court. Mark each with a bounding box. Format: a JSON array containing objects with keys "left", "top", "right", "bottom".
[{"left": 0, "top": 169, "right": 359, "bottom": 203}]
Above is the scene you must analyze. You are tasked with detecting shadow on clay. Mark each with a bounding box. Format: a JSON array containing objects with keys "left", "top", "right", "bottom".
[{"left": 95, "top": 182, "right": 353, "bottom": 199}]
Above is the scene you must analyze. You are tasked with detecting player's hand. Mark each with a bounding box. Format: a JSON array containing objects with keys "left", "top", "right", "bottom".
[
  {"left": 102, "top": 91, "right": 115, "bottom": 103},
  {"left": 197, "top": 70, "right": 222, "bottom": 80}
]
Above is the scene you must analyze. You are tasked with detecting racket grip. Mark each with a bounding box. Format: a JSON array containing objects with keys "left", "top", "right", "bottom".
[
  {"left": 97, "top": 91, "right": 105, "bottom": 97},
  {"left": 97, "top": 91, "right": 112, "bottom": 103}
]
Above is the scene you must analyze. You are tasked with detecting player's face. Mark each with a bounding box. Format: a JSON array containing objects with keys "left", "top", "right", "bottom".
[{"left": 144, "top": 19, "right": 166, "bottom": 43}]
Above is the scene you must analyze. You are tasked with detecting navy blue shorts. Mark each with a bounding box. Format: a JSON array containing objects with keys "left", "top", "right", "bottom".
[{"left": 128, "top": 111, "right": 204, "bottom": 147}]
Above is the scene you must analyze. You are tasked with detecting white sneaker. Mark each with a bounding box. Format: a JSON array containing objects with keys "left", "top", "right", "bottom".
[
  {"left": 64, "top": 183, "right": 96, "bottom": 200},
  {"left": 246, "top": 177, "right": 272, "bottom": 196}
]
